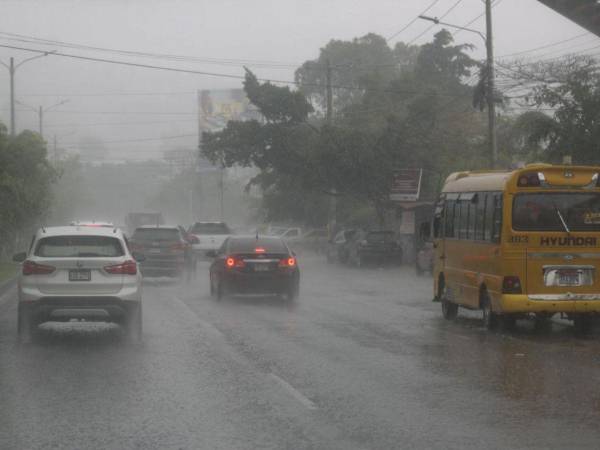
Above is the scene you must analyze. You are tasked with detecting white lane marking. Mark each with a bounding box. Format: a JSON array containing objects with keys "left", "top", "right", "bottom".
[
  {"left": 268, "top": 373, "right": 318, "bottom": 410},
  {"left": 172, "top": 296, "right": 225, "bottom": 340}
]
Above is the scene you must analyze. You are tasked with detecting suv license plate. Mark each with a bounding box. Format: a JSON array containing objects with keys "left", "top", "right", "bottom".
[{"left": 69, "top": 269, "right": 91, "bottom": 281}]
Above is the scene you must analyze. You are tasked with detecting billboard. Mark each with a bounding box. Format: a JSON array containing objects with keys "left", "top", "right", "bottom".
[
  {"left": 198, "top": 89, "right": 259, "bottom": 132},
  {"left": 390, "top": 169, "right": 423, "bottom": 202}
]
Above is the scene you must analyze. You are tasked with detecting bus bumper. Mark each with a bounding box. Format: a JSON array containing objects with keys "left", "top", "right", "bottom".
[{"left": 500, "top": 294, "right": 600, "bottom": 314}]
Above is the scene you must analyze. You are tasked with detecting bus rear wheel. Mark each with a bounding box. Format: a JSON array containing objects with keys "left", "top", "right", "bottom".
[{"left": 481, "top": 292, "right": 499, "bottom": 330}]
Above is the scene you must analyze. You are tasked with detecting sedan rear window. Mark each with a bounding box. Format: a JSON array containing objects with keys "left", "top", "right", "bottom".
[
  {"left": 132, "top": 228, "right": 180, "bottom": 241},
  {"left": 229, "top": 238, "right": 287, "bottom": 253},
  {"left": 35, "top": 236, "right": 124, "bottom": 257},
  {"left": 190, "top": 223, "right": 230, "bottom": 235}
]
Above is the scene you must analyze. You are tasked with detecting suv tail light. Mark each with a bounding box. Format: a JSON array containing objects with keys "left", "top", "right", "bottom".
[
  {"left": 22, "top": 260, "right": 55, "bottom": 276},
  {"left": 104, "top": 260, "right": 137, "bottom": 275},
  {"left": 226, "top": 256, "right": 245, "bottom": 269},
  {"left": 502, "top": 276, "right": 522, "bottom": 294},
  {"left": 279, "top": 257, "right": 296, "bottom": 268}
]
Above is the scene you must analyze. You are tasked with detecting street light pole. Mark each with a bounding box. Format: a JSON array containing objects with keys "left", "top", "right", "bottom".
[
  {"left": 418, "top": 6, "right": 497, "bottom": 168},
  {"left": 0, "top": 51, "right": 55, "bottom": 136},
  {"left": 16, "top": 99, "right": 68, "bottom": 140},
  {"left": 9, "top": 58, "right": 15, "bottom": 136},
  {"left": 485, "top": 0, "right": 498, "bottom": 168}
]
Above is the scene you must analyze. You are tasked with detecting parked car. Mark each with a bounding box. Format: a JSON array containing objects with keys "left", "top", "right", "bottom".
[
  {"left": 12, "top": 226, "right": 143, "bottom": 343},
  {"left": 208, "top": 235, "right": 299, "bottom": 301},
  {"left": 326, "top": 228, "right": 358, "bottom": 264},
  {"left": 188, "top": 221, "right": 232, "bottom": 259},
  {"left": 294, "top": 228, "right": 329, "bottom": 254},
  {"left": 129, "top": 226, "right": 191, "bottom": 279},
  {"left": 347, "top": 230, "right": 403, "bottom": 267}
]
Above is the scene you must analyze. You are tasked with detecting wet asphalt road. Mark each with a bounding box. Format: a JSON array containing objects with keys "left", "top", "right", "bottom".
[{"left": 1, "top": 254, "right": 600, "bottom": 449}]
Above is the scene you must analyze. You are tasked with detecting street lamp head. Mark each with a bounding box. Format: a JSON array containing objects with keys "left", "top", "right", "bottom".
[{"left": 418, "top": 15, "right": 439, "bottom": 24}]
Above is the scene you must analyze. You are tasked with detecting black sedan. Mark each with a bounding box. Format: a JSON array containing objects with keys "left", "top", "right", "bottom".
[{"left": 209, "top": 236, "right": 300, "bottom": 300}]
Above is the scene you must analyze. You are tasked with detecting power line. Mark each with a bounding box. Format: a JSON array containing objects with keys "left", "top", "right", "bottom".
[
  {"left": 0, "top": 42, "right": 475, "bottom": 100},
  {"left": 496, "top": 32, "right": 591, "bottom": 59},
  {"left": 62, "top": 133, "right": 197, "bottom": 147},
  {"left": 452, "top": 0, "right": 502, "bottom": 37},
  {"left": 407, "top": 0, "right": 465, "bottom": 45},
  {"left": 0, "top": 31, "right": 302, "bottom": 69},
  {"left": 386, "top": 0, "right": 441, "bottom": 42}
]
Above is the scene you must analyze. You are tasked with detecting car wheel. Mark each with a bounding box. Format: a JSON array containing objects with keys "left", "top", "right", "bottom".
[
  {"left": 501, "top": 314, "right": 517, "bottom": 331},
  {"left": 287, "top": 281, "right": 299, "bottom": 301},
  {"left": 440, "top": 286, "right": 458, "bottom": 320},
  {"left": 17, "top": 303, "right": 34, "bottom": 344},
  {"left": 216, "top": 279, "right": 224, "bottom": 301},
  {"left": 481, "top": 291, "right": 498, "bottom": 330},
  {"left": 126, "top": 303, "right": 143, "bottom": 343},
  {"left": 209, "top": 274, "right": 215, "bottom": 297}
]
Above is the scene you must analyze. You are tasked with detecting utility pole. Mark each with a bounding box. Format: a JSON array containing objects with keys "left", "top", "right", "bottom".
[
  {"left": 325, "top": 59, "right": 337, "bottom": 238},
  {"left": 38, "top": 105, "right": 43, "bottom": 137},
  {"left": 485, "top": 0, "right": 498, "bottom": 168},
  {"left": 9, "top": 58, "right": 15, "bottom": 136},
  {"left": 0, "top": 52, "right": 55, "bottom": 136}
]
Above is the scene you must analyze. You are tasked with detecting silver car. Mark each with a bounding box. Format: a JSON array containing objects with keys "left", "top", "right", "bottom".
[{"left": 12, "top": 226, "right": 143, "bottom": 343}]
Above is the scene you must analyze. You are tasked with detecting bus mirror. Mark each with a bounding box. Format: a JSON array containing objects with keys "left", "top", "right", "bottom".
[{"left": 419, "top": 222, "right": 431, "bottom": 242}]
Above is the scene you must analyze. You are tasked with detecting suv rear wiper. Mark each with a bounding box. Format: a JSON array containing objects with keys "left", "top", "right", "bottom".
[{"left": 554, "top": 205, "right": 570, "bottom": 234}]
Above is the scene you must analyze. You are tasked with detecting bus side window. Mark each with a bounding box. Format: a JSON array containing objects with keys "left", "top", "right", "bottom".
[
  {"left": 459, "top": 199, "right": 469, "bottom": 239},
  {"left": 484, "top": 193, "right": 494, "bottom": 241},
  {"left": 475, "top": 193, "right": 485, "bottom": 240},
  {"left": 492, "top": 193, "right": 503, "bottom": 243},
  {"left": 469, "top": 194, "right": 478, "bottom": 240},
  {"left": 445, "top": 200, "right": 455, "bottom": 238}
]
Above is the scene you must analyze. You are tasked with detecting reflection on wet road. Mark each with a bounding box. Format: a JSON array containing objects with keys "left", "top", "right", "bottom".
[{"left": 1, "top": 254, "right": 600, "bottom": 449}]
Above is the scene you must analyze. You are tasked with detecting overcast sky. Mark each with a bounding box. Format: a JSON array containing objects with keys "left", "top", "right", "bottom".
[{"left": 0, "top": 0, "right": 595, "bottom": 161}]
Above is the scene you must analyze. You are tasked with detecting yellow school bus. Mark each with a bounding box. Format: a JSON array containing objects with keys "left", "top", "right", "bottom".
[{"left": 431, "top": 163, "right": 600, "bottom": 331}]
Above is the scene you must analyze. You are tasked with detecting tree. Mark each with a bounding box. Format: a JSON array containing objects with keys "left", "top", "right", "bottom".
[{"left": 0, "top": 124, "right": 55, "bottom": 255}]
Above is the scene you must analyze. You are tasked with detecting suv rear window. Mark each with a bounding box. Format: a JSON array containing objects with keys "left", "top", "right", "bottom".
[
  {"left": 132, "top": 228, "right": 180, "bottom": 241},
  {"left": 229, "top": 238, "right": 287, "bottom": 253},
  {"left": 190, "top": 223, "right": 230, "bottom": 235},
  {"left": 35, "top": 236, "right": 124, "bottom": 257}
]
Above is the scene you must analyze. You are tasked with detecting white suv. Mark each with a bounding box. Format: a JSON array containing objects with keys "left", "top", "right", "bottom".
[{"left": 13, "top": 226, "right": 143, "bottom": 342}]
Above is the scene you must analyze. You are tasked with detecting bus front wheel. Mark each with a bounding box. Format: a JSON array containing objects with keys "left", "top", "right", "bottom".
[{"left": 440, "top": 286, "right": 458, "bottom": 320}]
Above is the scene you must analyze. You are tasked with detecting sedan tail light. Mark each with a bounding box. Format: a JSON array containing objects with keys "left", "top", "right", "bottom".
[
  {"left": 279, "top": 257, "right": 296, "bottom": 268},
  {"left": 226, "top": 256, "right": 245, "bottom": 269},
  {"left": 22, "top": 260, "right": 55, "bottom": 276},
  {"left": 104, "top": 260, "right": 137, "bottom": 275}
]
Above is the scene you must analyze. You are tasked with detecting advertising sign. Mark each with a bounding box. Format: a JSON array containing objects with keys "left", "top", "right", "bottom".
[
  {"left": 198, "top": 89, "right": 259, "bottom": 132},
  {"left": 390, "top": 169, "right": 423, "bottom": 202}
]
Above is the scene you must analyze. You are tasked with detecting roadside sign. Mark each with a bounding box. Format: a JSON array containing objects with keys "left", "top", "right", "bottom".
[{"left": 390, "top": 169, "right": 423, "bottom": 202}]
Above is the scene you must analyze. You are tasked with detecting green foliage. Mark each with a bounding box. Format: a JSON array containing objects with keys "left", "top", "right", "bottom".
[
  {"left": 203, "top": 31, "right": 490, "bottom": 226},
  {"left": 0, "top": 125, "right": 55, "bottom": 255},
  {"left": 523, "top": 60, "right": 600, "bottom": 164}
]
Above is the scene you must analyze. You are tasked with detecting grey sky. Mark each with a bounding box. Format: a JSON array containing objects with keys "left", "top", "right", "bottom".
[{"left": 0, "top": 0, "right": 594, "bottom": 160}]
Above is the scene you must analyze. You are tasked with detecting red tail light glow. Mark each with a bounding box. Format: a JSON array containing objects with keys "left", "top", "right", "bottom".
[
  {"left": 22, "top": 260, "right": 55, "bottom": 276},
  {"left": 104, "top": 260, "right": 137, "bottom": 275},
  {"left": 255, "top": 247, "right": 266, "bottom": 253},
  {"left": 279, "top": 257, "right": 296, "bottom": 268},
  {"left": 226, "top": 256, "right": 245, "bottom": 269}
]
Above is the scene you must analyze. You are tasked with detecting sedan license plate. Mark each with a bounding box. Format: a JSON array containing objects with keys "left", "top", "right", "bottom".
[
  {"left": 69, "top": 269, "right": 91, "bottom": 282},
  {"left": 149, "top": 249, "right": 162, "bottom": 254},
  {"left": 253, "top": 264, "right": 271, "bottom": 272}
]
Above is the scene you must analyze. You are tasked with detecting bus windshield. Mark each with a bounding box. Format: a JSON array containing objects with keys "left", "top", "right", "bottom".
[{"left": 513, "top": 192, "right": 600, "bottom": 232}]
